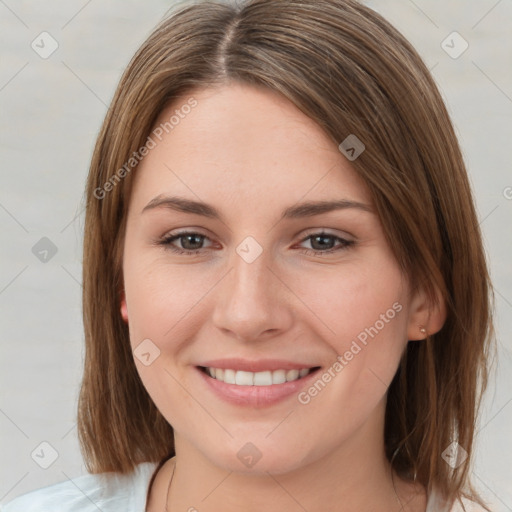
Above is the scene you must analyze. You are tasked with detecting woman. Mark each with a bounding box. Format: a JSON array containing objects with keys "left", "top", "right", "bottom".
[{"left": 2, "top": 0, "right": 494, "bottom": 510}]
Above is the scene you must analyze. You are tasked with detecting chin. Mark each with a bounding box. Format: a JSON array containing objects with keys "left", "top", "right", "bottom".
[{"left": 199, "top": 436, "right": 318, "bottom": 476}]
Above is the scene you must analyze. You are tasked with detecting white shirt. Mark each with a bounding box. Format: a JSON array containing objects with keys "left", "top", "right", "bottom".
[
  {"left": 0, "top": 462, "right": 158, "bottom": 512},
  {"left": 0, "top": 461, "right": 485, "bottom": 511}
]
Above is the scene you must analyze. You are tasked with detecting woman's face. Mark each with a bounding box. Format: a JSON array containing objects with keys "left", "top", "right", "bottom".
[{"left": 121, "top": 82, "right": 426, "bottom": 474}]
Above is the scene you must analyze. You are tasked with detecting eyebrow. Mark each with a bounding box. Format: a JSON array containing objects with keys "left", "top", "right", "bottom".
[{"left": 141, "top": 195, "right": 373, "bottom": 221}]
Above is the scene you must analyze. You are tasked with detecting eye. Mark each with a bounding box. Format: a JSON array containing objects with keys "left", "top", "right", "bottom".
[
  {"left": 157, "top": 231, "right": 213, "bottom": 255},
  {"left": 297, "top": 231, "right": 355, "bottom": 256}
]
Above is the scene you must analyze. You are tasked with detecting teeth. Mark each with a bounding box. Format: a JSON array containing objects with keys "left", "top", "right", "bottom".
[
  {"left": 287, "top": 369, "right": 299, "bottom": 381},
  {"left": 235, "top": 371, "right": 254, "bottom": 386},
  {"left": 272, "top": 369, "right": 286, "bottom": 384},
  {"left": 224, "top": 369, "right": 236, "bottom": 384},
  {"left": 204, "top": 367, "right": 314, "bottom": 385}
]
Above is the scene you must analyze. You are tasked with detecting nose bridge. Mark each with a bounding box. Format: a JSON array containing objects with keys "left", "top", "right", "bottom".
[
  {"left": 230, "top": 237, "right": 277, "bottom": 311},
  {"left": 212, "top": 236, "right": 292, "bottom": 340},
  {"left": 232, "top": 242, "right": 272, "bottom": 301}
]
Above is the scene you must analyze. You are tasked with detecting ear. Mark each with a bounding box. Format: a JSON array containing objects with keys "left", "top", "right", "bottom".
[
  {"left": 120, "top": 289, "right": 129, "bottom": 323},
  {"left": 407, "top": 282, "right": 447, "bottom": 340}
]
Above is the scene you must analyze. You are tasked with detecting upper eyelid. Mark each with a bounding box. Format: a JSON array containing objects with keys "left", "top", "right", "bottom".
[{"left": 298, "top": 228, "right": 354, "bottom": 240}]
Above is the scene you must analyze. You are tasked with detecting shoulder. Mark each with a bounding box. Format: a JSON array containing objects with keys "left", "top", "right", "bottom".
[{"left": 1, "top": 462, "right": 160, "bottom": 512}]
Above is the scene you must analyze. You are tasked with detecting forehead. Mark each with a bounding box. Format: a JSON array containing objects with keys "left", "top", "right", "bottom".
[{"left": 130, "top": 82, "right": 371, "bottom": 213}]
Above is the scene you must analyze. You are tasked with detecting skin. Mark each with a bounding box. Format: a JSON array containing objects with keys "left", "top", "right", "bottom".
[{"left": 119, "top": 82, "right": 445, "bottom": 512}]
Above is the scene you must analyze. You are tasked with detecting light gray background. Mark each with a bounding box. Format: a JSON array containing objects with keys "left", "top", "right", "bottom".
[{"left": 1, "top": 0, "right": 511, "bottom": 509}]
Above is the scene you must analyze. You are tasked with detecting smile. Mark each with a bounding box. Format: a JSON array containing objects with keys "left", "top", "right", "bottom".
[{"left": 196, "top": 364, "right": 322, "bottom": 407}]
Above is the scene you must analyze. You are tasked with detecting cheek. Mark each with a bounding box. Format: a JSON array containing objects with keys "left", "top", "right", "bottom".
[
  {"left": 301, "top": 260, "right": 406, "bottom": 335},
  {"left": 121, "top": 256, "right": 210, "bottom": 426},
  {"left": 297, "top": 261, "right": 408, "bottom": 386},
  {"left": 285, "top": 264, "right": 409, "bottom": 450},
  {"left": 123, "top": 254, "right": 215, "bottom": 345}
]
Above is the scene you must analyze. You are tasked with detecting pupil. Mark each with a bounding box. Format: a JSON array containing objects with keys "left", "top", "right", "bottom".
[
  {"left": 183, "top": 234, "right": 203, "bottom": 249},
  {"left": 312, "top": 235, "right": 333, "bottom": 250}
]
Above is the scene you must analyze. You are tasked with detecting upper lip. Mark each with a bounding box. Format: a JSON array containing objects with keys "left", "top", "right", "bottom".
[{"left": 198, "top": 358, "right": 320, "bottom": 373}]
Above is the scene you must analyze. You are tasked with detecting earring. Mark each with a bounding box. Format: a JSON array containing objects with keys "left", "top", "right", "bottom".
[{"left": 419, "top": 326, "right": 427, "bottom": 336}]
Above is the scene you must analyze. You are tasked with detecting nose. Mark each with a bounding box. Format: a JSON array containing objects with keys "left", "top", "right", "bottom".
[{"left": 211, "top": 243, "right": 294, "bottom": 343}]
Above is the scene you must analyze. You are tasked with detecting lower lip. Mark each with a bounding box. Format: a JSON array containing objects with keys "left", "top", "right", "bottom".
[{"left": 196, "top": 366, "right": 321, "bottom": 407}]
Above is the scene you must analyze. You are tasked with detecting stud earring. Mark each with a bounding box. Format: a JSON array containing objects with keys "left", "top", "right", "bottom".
[{"left": 419, "top": 326, "right": 427, "bottom": 335}]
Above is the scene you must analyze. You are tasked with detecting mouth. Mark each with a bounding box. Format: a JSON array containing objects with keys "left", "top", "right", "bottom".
[
  {"left": 198, "top": 366, "right": 321, "bottom": 386},
  {"left": 195, "top": 364, "right": 322, "bottom": 407}
]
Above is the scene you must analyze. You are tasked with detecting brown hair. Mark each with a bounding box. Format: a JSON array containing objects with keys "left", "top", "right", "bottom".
[{"left": 78, "top": 0, "right": 495, "bottom": 509}]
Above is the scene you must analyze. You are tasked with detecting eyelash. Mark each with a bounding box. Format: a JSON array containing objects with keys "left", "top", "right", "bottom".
[{"left": 156, "top": 230, "right": 355, "bottom": 257}]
